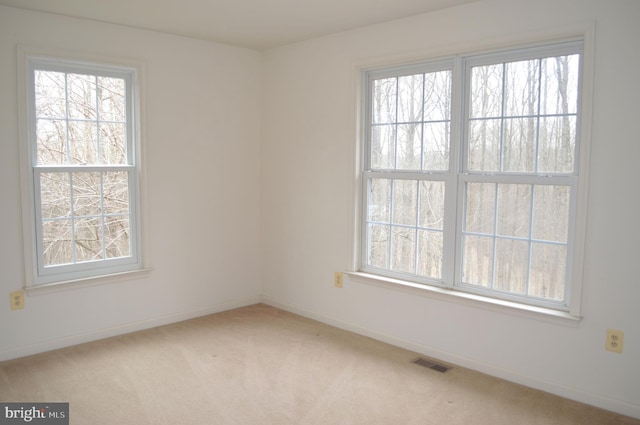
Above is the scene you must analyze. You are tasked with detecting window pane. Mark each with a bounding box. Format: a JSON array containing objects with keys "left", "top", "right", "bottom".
[
  {"left": 98, "top": 76, "right": 126, "bottom": 122},
  {"left": 40, "top": 173, "right": 71, "bottom": 218},
  {"left": 371, "top": 125, "right": 395, "bottom": 169},
  {"left": 42, "top": 219, "right": 73, "bottom": 266},
  {"left": 468, "top": 119, "right": 500, "bottom": 171},
  {"left": 74, "top": 217, "right": 103, "bottom": 262},
  {"left": 103, "top": 172, "right": 130, "bottom": 214},
  {"left": 105, "top": 215, "right": 130, "bottom": 258},
  {"left": 418, "top": 181, "right": 444, "bottom": 230},
  {"left": 470, "top": 64, "right": 503, "bottom": 118},
  {"left": 503, "top": 117, "right": 536, "bottom": 172},
  {"left": 372, "top": 78, "right": 396, "bottom": 124},
  {"left": 36, "top": 119, "right": 66, "bottom": 165},
  {"left": 462, "top": 234, "right": 494, "bottom": 287},
  {"left": 494, "top": 238, "right": 529, "bottom": 294},
  {"left": 367, "top": 224, "right": 389, "bottom": 269},
  {"left": 424, "top": 70, "right": 451, "bottom": 122},
  {"left": 496, "top": 184, "right": 531, "bottom": 238},
  {"left": 538, "top": 115, "right": 576, "bottom": 174},
  {"left": 540, "top": 55, "right": 580, "bottom": 116},
  {"left": 67, "top": 74, "right": 97, "bottom": 120},
  {"left": 35, "top": 71, "right": 66, "bottom": 118},
  {"left": 396, "top": 124, "right": 421, "bottom": 170},
  {"left": 530, "top": 242, "right": 566, "bottom": 300},
  {"left": 391, "top": 226, "right": 415, "bottom": 274},
  {"left": 72, "top": 172, "right": 102, "bottom": 217},
  {"left": 423, "top": 122, "right": 449, "bottom": 170},
  {"left": 68, "top": 121, "right": 98, "bottom": 164},
  {"left": 392, "top": 180, "right": 417, "bottom": 226},
  {"left": 465, "top": 182, "right": 495, "bottom": 234},
  {"left": 532, "top": 185, "right": 570, "bottom": 242},
  {"left": 368, "top": 179, "right": 391, "bottom": 223},
  {"left": 99, "top": 122, "right": 127, "bottom": 165},
  {"left": 398, "top": 74, "right": 423, "bottom": 123},
  {"left": 417, "top": 229, "right": 442, "bottom": 279},
  {"left": 504, "top": 59, "right": 539, "bottom": 118}
]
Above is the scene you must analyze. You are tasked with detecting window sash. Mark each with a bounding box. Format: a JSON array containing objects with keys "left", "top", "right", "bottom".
[
  {"left": 454, "top": 174, "right": 577, "bottom": 309},
  {"left": 362, "top": 171, "right": 453, "bottom": 287}
]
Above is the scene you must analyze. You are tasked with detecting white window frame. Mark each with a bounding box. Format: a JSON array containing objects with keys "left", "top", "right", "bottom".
[
  {"left": 357, "top": 39, "right": 589, "bottom": 317},
  {"left": 18, "top": 49, "right": 143, "bottom": 288}
]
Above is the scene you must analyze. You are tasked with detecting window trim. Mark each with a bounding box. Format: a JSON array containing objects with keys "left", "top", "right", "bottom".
[
  {"left": 17, "top": 46, "right": 145, "bottom": 288},
  {"left": 355, "top": 36, "right": 592, "bottom": 318}
]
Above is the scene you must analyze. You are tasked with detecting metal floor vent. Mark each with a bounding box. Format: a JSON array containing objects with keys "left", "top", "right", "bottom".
[{"left": 412, "top": 358, "right": 450, "bottom": 373}]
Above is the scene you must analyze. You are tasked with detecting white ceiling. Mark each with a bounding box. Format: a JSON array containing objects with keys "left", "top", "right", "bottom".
[{"left": 0, "top": 0, "right": 478, "bottom": 50}]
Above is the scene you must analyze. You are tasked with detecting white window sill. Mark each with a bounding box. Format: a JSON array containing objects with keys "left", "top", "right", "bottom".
[
  {"left": 25, "top": 268, "right": 153, "bottom": 296},
  {"left": 345, "top": 272, "right": 582, "bottom": 327}
]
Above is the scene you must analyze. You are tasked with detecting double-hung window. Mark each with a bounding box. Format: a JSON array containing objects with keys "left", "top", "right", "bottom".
[
  {"left": 23, "top": 55, "right": 142, "bottom": 286},
  {"left": 361, "top": 40, "right": 585, "bottom": 312}
]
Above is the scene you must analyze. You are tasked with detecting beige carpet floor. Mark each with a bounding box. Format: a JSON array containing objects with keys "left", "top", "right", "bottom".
[{"left": 1, "top": 304, "right": 638, "bottom": 425}]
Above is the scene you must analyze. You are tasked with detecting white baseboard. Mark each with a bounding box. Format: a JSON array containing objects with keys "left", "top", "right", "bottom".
[
  {"left": 0, "top": 295, "right": 261, "bottom": 362},
  {"left": 261, "top": 295, "right": 640, "bottom": 420}
]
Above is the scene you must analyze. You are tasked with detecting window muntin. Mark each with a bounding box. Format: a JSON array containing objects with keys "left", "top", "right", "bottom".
[
  {"left": 362, "top": 41, "right": 583, "bottom": 310},
  {"left": 27, "top": 58, "right": 141, "bottom": 285}
]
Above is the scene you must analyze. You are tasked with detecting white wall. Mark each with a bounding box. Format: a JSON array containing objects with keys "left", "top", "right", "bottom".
[
  {"left": 1, "top": 0, "right": 638, "bottom": 419},
  {"left": 261, "top": 0, "right": 640, "bottom": 418},
  {"left": 0, "top": 6, "right": 263, "bottom": 359}
]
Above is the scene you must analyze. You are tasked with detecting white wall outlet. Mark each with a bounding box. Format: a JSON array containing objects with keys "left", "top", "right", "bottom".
[
  {"left": 605, "top": 329, "right": 624, "bottom": 353},
  {"left": 10, "top": 290, "right": 25, "bottom": 310}
]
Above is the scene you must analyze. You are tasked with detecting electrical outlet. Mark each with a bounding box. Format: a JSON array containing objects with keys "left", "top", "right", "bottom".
[
  {"left": 334, "top": 272, "right": 343, "bottom": 288},
  {"left": 10, "top": 290, "right": 25, "bottom": 311},
  {"left": 605, "top": 329, "right": 624, "bottom": 353}
]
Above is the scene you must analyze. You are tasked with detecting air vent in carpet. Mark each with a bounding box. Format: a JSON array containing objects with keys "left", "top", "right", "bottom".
[{"left": 412, "top": 358, "right": 450, "bottom": 373}]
